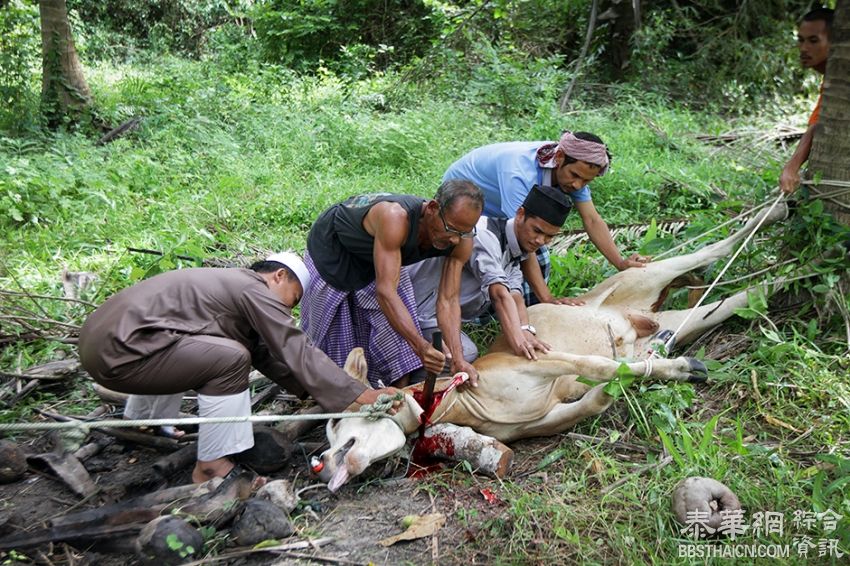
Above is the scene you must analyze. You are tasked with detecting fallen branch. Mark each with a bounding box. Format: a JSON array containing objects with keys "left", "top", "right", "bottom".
[
  {"left": 600, "top": 455, "right": 673, "bottom": 495},
  {"left": 96, "top": 117, "right": 142, "bottom": 145},
  {"left": 180, "top": 537, "right": 335, "bottom": 566},
  {"left": 0, "top": 473, "right": 253, "bottom": 550},
  {"left": 0, "top": 289, "right": 95, "bottom": 308},
  {"left": 0, "top": 315, "right": 80, "bottom": 330}
]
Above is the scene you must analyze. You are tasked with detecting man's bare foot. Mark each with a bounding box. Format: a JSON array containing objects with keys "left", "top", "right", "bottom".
[{"left": 192, "top": 458, "right": 234, "bottom": 483}]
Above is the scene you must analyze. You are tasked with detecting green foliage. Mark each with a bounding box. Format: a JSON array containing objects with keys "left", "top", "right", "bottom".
[
  {"left": 252, "top": 0, "right": 442, "bottom": 73},
  {"left": 165, "top": 533, "right": 197, "bottom": 558},
  {"left": 0, "top": 0, "right": 41, "bottom": 133},
  {"left": 1, "top": 22, "right": 848, "bottom": 562},
  {"left": 69, "top": 0, "right": 238, "bottom": 57},
  {"left": 626, "top": 1, "right": 813, "bottom": 111}
]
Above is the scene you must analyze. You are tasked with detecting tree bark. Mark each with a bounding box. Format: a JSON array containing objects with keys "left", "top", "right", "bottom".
[
  {"left": 807, "top": 0, "right": 850, "bottom": 226},
  {"left": 39, "top": 0, "right": 92, "bottom": 124}
]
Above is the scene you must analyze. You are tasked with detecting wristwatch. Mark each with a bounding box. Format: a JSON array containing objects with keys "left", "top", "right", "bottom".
[{"left": 520, "top": 324, "right": 537, "bottom": 335}]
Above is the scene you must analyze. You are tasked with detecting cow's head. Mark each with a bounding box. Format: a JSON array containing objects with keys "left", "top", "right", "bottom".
[{"left": 312, "top": 349, "right": 423, "bottom": 492}]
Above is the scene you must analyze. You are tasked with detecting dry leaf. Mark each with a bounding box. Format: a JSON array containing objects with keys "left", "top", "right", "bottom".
[
  {"left": 763, "top": 414, "right": 801, "bottom": 433},
  {"left": 378, "top": 513, "right": 446, "bottom": 546}
]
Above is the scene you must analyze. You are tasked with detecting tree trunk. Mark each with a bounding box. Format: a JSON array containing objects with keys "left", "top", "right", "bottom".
[
  {"left": 807, "top": 0, "right": 850, "bottom": 226},
  {"left": 39, "top": 0, "right": 91, "bottom": 125}
]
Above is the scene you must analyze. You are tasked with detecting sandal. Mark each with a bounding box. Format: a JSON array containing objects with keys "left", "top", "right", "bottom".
[{"left": 134, "top": 425, "right": 186, "bottom": 439}]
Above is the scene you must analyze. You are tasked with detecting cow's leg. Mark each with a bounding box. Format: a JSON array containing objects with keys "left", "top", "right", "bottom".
[
  {"left": 510, "top": 352, "right": 708, "bottom": 440},
  {"left": 512, "top": 384, "right": 615, "bottom": 439},
  {"left": 537, "top": 352, "right": 707, "bottom": 383},
  {"left": 648, "top": 202, "right": 789, "bottom": 276},
  {"left": 649, "top": 289, "right": 751, "bottom": 346},
  {"left": 580, "top": 203, "right": 788, "bottom": 311}
]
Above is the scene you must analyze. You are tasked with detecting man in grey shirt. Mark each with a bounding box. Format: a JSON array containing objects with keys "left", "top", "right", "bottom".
[
  {"left": 79, "top": 252, "right": 400, "bottom": 482},
  {"left": 408, "top": 185, "right": 572, "bottom": 363}
]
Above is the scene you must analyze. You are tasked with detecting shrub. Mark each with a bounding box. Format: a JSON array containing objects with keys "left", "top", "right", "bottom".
[{"left": 0, "top": 0, "right": 41, "bottom": 134}]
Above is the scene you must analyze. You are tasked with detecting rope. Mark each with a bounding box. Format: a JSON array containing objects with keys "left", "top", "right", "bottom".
[
  {"left": 801, "top": 179, "right": 850, "bottom": 189},
  {"left": 0, "top": 407, "right": 396, "bottom": 433},
  {"left": 358, "top": 392, "right": 404, "bottom": 420},
  {"left": 652, "top": 201, "right": 771, "bottom": 260},
  {"left": 660, "top": 192, "right": 788, "bottom": 353}
]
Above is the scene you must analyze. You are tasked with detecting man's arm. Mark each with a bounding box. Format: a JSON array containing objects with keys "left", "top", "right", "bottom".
[
  {"left": 780, "top": 123, "right": 816, "bottom": 195},
  {"left": 490, "top": 285, "right": 549, "bottom": 359},
  {"left": 239, "top": 289, "right": 368, "bottom": 412},
  {"left": 436, "top": 240, "right": 479, "bottom": 385},
  {"left": 370, "top": 203, "right": 445, "bottom": 374},
  {"left": 574, "top": 200, "right": 648, "bottom": 270}
]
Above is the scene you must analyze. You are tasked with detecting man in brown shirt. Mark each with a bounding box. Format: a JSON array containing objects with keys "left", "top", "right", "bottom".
[{"left": 79, "top": 252, "right": 399, "bottom": 482}]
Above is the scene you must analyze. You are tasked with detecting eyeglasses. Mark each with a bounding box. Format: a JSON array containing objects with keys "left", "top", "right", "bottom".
[{"left": 438, "top": 206, "right": 477, "bottom": 239}]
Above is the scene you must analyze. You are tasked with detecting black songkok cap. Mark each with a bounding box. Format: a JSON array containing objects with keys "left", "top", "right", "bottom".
[{"left": 521, "top": 184, "right": 572, "bottom": 227}]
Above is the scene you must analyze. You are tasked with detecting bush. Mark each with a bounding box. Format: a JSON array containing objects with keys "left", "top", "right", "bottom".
[
  {"left": 0, "top": 0, "right": 41, "bottom": 134},
  {"left": 69, "top": 0, "right": 235, "bottom": 57},
  {"left": 252, "top": 0, "right": 443, "bottom": 72},
  {"left": 624, "top": 2, "right": 813, "bottom": 111}
]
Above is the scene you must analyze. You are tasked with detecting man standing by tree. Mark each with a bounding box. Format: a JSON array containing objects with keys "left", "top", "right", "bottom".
[
  {"left": 780, "top": 7, "right": 834, "bottom": 195},
  {"left": 301, "top": 181, "right": 483, "bottom": 388},
  {"left": 442, "top": 131, "right": 649, "bottom": 307}
]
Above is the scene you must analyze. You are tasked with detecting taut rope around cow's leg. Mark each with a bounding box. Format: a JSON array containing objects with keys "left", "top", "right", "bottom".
[{"left": 659, "top": 192, "right": 788, "bottom": 354}]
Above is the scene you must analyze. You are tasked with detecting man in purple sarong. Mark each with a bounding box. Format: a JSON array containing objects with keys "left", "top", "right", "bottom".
[{"left": 301, "top": 180, "right": 483, "bottom": 388}]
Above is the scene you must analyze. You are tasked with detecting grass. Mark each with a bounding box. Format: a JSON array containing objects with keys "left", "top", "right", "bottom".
[{"left": 1, "top": 50, "right": 848, "bottom": 563}]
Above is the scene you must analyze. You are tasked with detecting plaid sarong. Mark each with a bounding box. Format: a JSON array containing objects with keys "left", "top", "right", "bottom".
[
  {"left": 301, "top": 253, "right": 424, "bottom": 387},
  {"left": 522, "top": 244, "right": 551, "bottom": 307}
]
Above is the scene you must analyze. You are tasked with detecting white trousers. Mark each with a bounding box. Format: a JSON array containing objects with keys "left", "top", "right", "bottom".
[{"left": 124, "top": 391, "right": 254, "bottom": 461}]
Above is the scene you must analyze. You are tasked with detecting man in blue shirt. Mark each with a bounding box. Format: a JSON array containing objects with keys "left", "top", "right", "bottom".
[{"left": 443, "top": 131, "right": 649, "bottom": 305}]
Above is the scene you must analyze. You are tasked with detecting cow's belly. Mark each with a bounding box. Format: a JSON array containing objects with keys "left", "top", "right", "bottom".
[{"left": 524, "top": 304, "right": 639, "bottom": 359}]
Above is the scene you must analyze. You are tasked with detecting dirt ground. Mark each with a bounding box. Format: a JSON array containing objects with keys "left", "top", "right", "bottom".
[{"left": 0, "top": 406, "right": 536, "bottom": 566}]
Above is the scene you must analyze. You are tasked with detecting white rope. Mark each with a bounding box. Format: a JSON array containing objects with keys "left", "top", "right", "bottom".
[
  {"left": 0, "top": 411, "right": 393, "bottom": 433},
  {"left": 643, "top": 357, "right": 653, "bottom": 378},
  {"left": 801, "top": 179, "right": 850, "bottom": 189},
  {"left": 652, "top": 201, "right": 771, "bottom": 260},
  {"left": 660, "top": 192, "right": 787, "bottom": 353}
]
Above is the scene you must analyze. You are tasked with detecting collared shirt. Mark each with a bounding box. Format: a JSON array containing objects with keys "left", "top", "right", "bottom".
[
  {"left": 78, "top": 268, "right": 365, "bottom": 412},
  {"left": 408, "top": 215, "right": 528, "bottom": 327},
  {"left": 442, "top": 141, "right": 592, "bottom": 218}
]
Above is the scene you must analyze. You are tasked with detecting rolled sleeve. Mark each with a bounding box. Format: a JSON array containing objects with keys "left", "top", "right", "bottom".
[{"left": 469, "top": 229, "right": 510, "bottom": 298}]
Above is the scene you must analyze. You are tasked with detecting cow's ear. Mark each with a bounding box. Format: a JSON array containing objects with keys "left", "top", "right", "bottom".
[
  {"left": 343, "top": 348, "right": 371, "bottom": 386},
  {"left": 392, "top": 394, "right": 424, "bottom": 434},
  {"left": 627, "top": 314, "right": 659, "bottom": 338},
  {"left": 326, "top": 418, "right": 339, "bottom": 442}
]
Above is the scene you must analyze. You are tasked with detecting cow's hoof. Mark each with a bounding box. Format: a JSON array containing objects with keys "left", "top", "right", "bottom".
[{"left": 686, "top": 358, "right": 708, "bottom": 383}]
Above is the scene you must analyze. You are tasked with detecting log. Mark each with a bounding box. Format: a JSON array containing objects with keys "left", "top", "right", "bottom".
[
  {"left": 152, "top": 443, "right": 197, "bottom": 477},
  {"left": 413, "top": 423, "right": 513, "bottom": 478},
  {"left": 0, "top": 473, "right": 252, "bottom": 550},
  {"left": 49, "top": 481, "right": 219, "bottom": 528},
  {"left": 275, "top": 405, "right": 324, "bottom": 441},
  {"left": 91, "top": 382, "right": 128, "bottom": 404},
  {"left": 27, "top": 451, "right": 99, "bottom": 498}
]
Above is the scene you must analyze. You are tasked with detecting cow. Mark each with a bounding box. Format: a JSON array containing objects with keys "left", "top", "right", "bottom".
[{"left": 314, "top": 202, "right": 789, "bottom": 491}]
